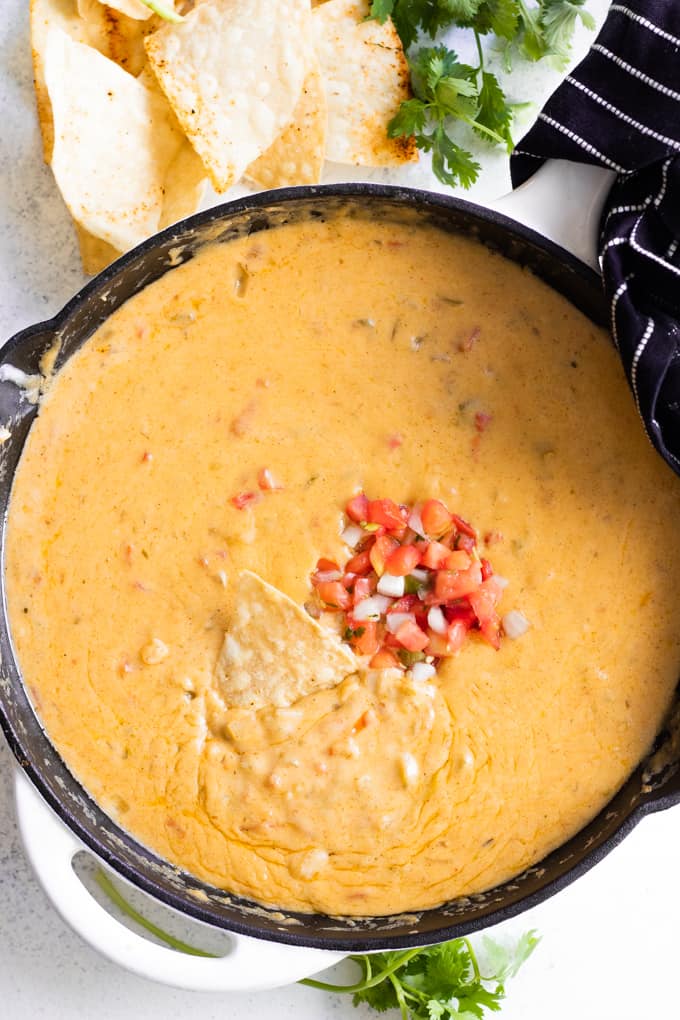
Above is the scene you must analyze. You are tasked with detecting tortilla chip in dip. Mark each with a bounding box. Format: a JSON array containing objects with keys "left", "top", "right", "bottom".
[
  {"left": 313, "top": 0, "right": 417, "bottom": 166},
  {"left": 216, "top": 570, "right": 357, "bottom": 709},
  {"left": 144, "top": 0, "right": 311, "bottom": 192},
  {"left": 245, "top": 55, "right": 327, "bottom": 189},
  {"left": 44, "top": 29, "right": 184, "bottom": 253}
]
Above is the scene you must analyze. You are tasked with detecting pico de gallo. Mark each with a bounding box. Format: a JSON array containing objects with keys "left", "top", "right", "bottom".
[{"left": 310, "top": 494, "right": 516, "bottom": 677}]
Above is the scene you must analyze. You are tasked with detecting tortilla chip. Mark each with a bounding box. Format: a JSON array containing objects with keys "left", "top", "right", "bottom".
[
  {"left": 313, "top": 0, "right": 417, "bottom": 166},
  {"left": 215, "top": 570, "right": 357, "bottom": 709},
  {"left": 144, "top": 0, "right": 311, "bottom": 192},
  {"left": 245, "top": 55, "right": 327, "bottom": 189},
  {"left": 45, "top": 29, "right": 184, "bottom": 253},
  {"left": 31, "top": 0, "right": 158, "bottom": 164},
  {"left": 80, "top": 0, "right": 154, "bottom": 20},
  {"left": 75, "top": 224, "right": 123, "bottom": 275},
  {"left": 30, "top": 0, "right": 92, "bottom": 162},
  {"left": 159, "top": 139, "right": 207, "bottom": 229},
  {"left": 77, "top": 0, "right": 154, "bottom": 74}
]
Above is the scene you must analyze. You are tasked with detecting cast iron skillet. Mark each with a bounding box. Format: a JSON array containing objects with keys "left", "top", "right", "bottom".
[{"left": 1, "top": 184, "right": 679, "bottom": 952}]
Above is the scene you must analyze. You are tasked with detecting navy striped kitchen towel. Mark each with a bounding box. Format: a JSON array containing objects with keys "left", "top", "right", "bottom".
[{"left": 510, "top": 1, "right": 680, "bottom": 476}]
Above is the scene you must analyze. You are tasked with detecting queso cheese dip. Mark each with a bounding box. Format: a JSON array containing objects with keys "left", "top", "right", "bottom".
[{"left": 7, "top": 216, "right": 680, "bottom": 916}]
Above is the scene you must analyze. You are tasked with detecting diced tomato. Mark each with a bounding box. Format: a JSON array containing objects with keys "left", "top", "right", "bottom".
[
  {"left": 480, "top": 557, "right": 494, "bottom": 580},
  {"left": 420, "top": 499, "right": 453, "bottom": 537},
  {"left": 367, "top": 498, "right": 408, "bottom": 531},
  {"left": 451, "top": 513, "right": 477, "bottom": 540},
  {"left": 316, "top": 557, "right": 340, "bottom": 574},
  {"left": 479, "top": 614, "right": 501, "bottom": 649},
  {"left": 474, "top": 412, "right": 492, "bottom": 433},
  {"left": 346, "top": 493, "right": 369, "bottom": 523},
  {"left": 419, "top": 541, "right": 451, "bottom": 569},
  {"left": 257, "top": 467, "right": 283, "bottom": 490},
  {"left": 434, "top": 562, "right": 483, "bottom": 601},
  {"left": 455, "top": 533, "right": 477, "bottom": 553},
  {"left": 394, "top": 619, "right": 429, "bottom": 652},
  {"left": 483, "top": 577, "right": 504, "bottom": 603},
  {"left": 459, "top": 326, "right": 480, "bottom": 352},
  {"left": 369, "top": 534, "right": 399, "bottom": 576},
  {"left": 350, "top": 620, "right": 380, "bottom": 657},
  {"left": 353, "top": 576, "right": 377, "bottom": 605},
  {"left": 388, "top": 595, "right": 419, "bottom": 614},
  {"left": 341, "top": 572, "right": 357, "bottom": 590},
  {"left": 445, "top": 549, "right": 472, "bottom": 571},
  {"left": 483, "top": 530, "right": 504, "bottom": 546},
  {"left": 316, "top": 581, "right": 351, "bottom": 610},
  {"left": 468, "top": 578, "right": 503, "bottom": 615},
  {"left": 468, "top": 583, "right": 502, "bottom": 649},
  {"left": 369, "top": 648, "right": 401, "bottom": 670},
  {"left": 444, "top": 603, "right": 478, "bottom": 629},
  {"left": 426, "top": 631, "right": 454, "bottom": 657},
  {"left": 345, "top": 550, "right": 372, "bottom": 575},
  {"left": 230, "top": 491, "right": 260, "bottom": 510},
  {"left": 446, "top": 619, "right": 469, "bottom": 654},
  {"left": 414, "top": 608, "right": 429, "bottom": 632},
  {"left": 384, "top": 544, "right": 420, "bottom": 577}
]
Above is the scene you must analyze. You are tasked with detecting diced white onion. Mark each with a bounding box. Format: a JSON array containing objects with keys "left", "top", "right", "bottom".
[
  {"left": 353, "top": 594, "right": 393, "bottom": 620},
  {"left": 386, "top": 612, "right": 416, "bottom": 634},
  {"left": 411, "top": 662, "right": 436, "bottom": 682},
  {"left": 502, "top": 610, "right": 530, "bottom": 639},
  {"left": 408, "top": 504, "right": 427, "bottom": 538},
  {"left": 409, "top": 568, "right": 430, "bottom": 584},
  {"left": 377, "top": 573, "right": 405, "bottom": 597},
  {"left": 315, "top": 569, "right": 342, "bottom": 583},
  {"left": 494, "top": 574, "right": 510, "bottom": 589},
  {"left": 340, "top": 524, "right": 364, "bottom": 548},
  {"left": 427, "top": 606, "right": 448, "bottom": 635}
]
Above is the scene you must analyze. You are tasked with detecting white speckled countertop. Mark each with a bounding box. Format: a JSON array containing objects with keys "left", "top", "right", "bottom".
[{"left": 2, "top": 1, "right": 680, "bottom": 1016}]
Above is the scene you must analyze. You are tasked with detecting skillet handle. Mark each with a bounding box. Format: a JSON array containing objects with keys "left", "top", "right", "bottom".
[
  {"left": 490, "top": 159, "right": 616, "bottom": 270},
  {"left": 14, "top": 771, "right": 344, "bottom": 991}
]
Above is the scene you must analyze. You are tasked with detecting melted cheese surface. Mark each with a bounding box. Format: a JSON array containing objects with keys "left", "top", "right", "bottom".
[{"left": 7, "top": 218, "right": 680, "bottom": 915}]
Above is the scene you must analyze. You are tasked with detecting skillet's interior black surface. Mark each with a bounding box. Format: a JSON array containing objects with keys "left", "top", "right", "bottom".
[{"left": 0, "top": 185, "right": 678, "bottom": 951}]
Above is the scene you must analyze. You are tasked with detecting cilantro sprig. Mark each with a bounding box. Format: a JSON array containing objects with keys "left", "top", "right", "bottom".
[
  {"left": 302, "top": 931, "right": 540, "bottom": 1019},
  {"left": 372, "top": 0, "right": 595, "bottom": 189}
]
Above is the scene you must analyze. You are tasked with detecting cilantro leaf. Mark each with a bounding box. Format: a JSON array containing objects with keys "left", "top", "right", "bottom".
[
  {"left": 540, "top": 0, "right": 596, "bottom": 65},
  {"left": 392, "top": 0, "right": 436, "bottom": 48},
  {"left": 353, "top": 980, "right": 400, "bottom": 1012},
  {"left": 388, "top": 97, "right": 429, "bottom": 136},
  {"left": 474, "top": 71, "right": 514, "bottom": 150},
  {"left": 515, "top": 0, "right": 552, "bottom": 60},
  {"left": 471, "top": 0, "right": 520, "bottom": 39},
  {"left": 481, "top": 930, "right": 541, "bottom": 982},
  {"left": 424, "top": 940, "right": 474, "bottom": 995},
  {"left": 368, "top": 0, "right": 397, "bottom": 22}
]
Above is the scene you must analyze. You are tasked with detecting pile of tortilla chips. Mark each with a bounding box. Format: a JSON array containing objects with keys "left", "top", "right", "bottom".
[{"left": 31, "top": 0, "right": 417, "bottom": 274}]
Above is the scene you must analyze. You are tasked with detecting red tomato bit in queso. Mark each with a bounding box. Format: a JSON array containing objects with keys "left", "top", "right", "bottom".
[{"left": 310, "top": 495, "right": 510, "bottom": 673}]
